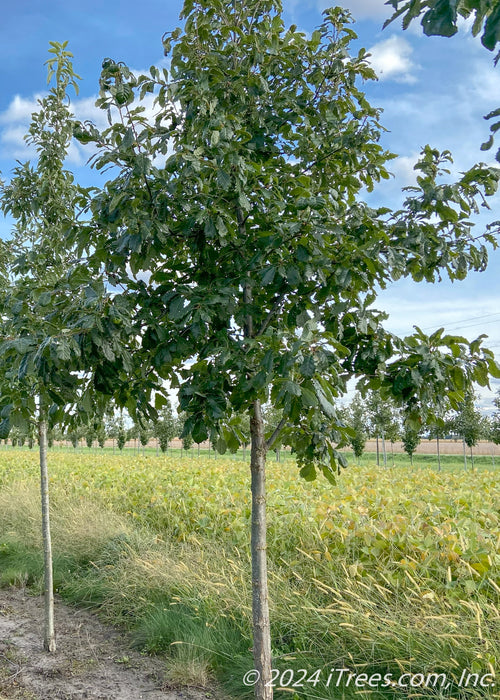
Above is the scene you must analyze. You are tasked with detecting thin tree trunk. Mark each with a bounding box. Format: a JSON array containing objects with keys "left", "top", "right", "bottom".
[
  {"left": 437, "top": 435, "right": 441, "bottom": 472},
  {"left": 381, "top": 430, "right": 387, "bottom": 467},
  {"left": 39, "top": 407, "right": 56, "bottom": 653},
  {"left": 241, "top": 242, "right": 272, "bottom": 700},
  {"left": 376, "top": 436, "right": 380, "bottom": 466},
  {"left": 250, "top": 400, "right": 272, "bottom": 700}
]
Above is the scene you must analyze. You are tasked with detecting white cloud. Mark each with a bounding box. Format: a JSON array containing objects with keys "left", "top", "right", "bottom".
[
  {"left": 367, "top": 35, "right": 418, "bottom": 83},
  {"left": 463, "top": 59, "right": 500, "bottom": 106},
  {"left": 0, "top": 94, "right": 42, "bottom": 125},
  {"left": 0, "top": 89, "right": 165, "bottom": 169},
  {"left": 389, "top": 153, "right": 420, "bottom": 185},
  {"left": 72, "top": 96, "right": 109, "bottom": 131}
]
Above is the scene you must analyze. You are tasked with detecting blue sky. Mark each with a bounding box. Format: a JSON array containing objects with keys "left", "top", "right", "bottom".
[{"left": 0, "top": 0, "right": 499, "bottom": 408}]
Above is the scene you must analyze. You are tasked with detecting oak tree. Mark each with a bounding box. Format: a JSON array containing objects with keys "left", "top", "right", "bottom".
[{"left": 75, "top": 2, "right": 500, "bottom": 696}]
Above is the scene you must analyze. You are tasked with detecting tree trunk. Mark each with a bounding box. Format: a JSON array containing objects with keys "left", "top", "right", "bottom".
[
  {"left": 250, "top": 400, "right": 272, "bottom": 700},
  {"left": 376, "top": 436, "right": 380, "bottom": 466},
  {"left": 381, "top": 430, "right": 387, "bottom": 467},
  {"left": 39, "top": 409, "right": 56, "bottom": 653},
  {"left": 437, "top": 435, "right": 441, "bottom": 472}
]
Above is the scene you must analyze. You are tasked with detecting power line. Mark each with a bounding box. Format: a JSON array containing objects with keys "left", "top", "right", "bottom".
[
  {"left": 443, "top": 319, "right": 500, "bottom": 333},
  {"left": 421, "top": 312, "right": 500, "bottom": 332}
]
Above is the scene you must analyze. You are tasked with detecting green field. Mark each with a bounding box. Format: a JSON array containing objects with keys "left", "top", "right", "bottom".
[{"left": 0, "top": 452, "right": 499, "bottom": 698}]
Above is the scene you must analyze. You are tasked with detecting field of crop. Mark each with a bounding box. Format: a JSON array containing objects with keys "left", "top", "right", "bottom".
[{"left": 1, "top": 452, "right": 499, "bottom": 699}]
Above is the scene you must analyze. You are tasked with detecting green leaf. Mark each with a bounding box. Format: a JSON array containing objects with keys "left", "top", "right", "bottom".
[
  {"left": 299, "top": 463, "right": 316, "bottom": 481},
  {"left": 0, "top": 418, "right": 11, "bottom": 440},
  {"left": 217, "top": 169, "right": 231, "bottom": 190},
  {"left": 238, "top": 193, "right": 251, "bottom": 211},
  {"left": 155, "top": 393, "right": 169, "bottom": 409},
  {"left": 488, "top": 359, "right": 500, "bottom": 379},
  {"left": 300, "top": 356, "right": 316, "bottom": 378},
  {"left": 482, "top": 4, "right": 500, "bottom": 51},
  {"left": 169, "top": 295, "right": 186, "bottom": 320},
  {"left": 192, "top": 420, "right": 208, "bottom": 444},
  {"left": 56, "top": 338, "right": 72, "bottom": 362},
  {"left": 261, "top": 266, "right": 276, "bottom": 285},
  {"left": 38, "top": 291, "right": 52, "bottom": 306},
  {"left": 422, "top": 0, "right": 458, "bottom": 38},
  {"left": 311, "top": 378, "right": 336, "bottom": 419},
  {"left": 481, "top": 135, "right": 494, "bottom": 151},
  {"left": 215, "top": 436, "right": 227, "bottom": 454},
  {"left": 321, "top": 464, "right": 337, "bottom": 485},
  {"left": 300, "top": 386, "right": 318, "bottom": 407}
]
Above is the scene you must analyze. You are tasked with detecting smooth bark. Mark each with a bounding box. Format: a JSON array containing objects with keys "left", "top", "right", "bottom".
[
  {"left": 250, "top": 399, "right": 272, "bottom": 700},
  {"left": 39, "top": 409, "right": 56, "bottom": 652}
]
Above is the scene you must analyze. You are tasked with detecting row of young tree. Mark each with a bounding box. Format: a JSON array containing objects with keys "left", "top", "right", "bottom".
[
  {"left": 2, "top": 401, "right": 283, "bottom": 454},
  {"left": 1, "top": 2, "right": 500, "bottom": 696},
  {"left": 4, "top": 402, "right": 177, "bottom": 452},
  {"left": 343, "top": 389, "right": 500, "bottom": 468}
]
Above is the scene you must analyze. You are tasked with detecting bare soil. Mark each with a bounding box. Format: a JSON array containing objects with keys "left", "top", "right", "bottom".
[{"left": 0, "top": 588, "right": 218, "bottom": 700}]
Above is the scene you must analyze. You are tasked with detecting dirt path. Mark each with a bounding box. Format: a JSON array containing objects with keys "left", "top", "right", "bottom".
[{"left": 0, "top": 588, "right": 217, "bottom": 700}]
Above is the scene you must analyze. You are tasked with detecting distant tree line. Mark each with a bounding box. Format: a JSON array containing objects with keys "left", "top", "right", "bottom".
[
  {"left": 5, "top": 390, "right": 499, "bottom": 471},
  {"left": 339, "top": 388, "right": 500, "bottom": 470}
]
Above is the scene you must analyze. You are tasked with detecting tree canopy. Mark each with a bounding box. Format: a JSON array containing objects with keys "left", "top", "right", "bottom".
[
  {"left": 72, "top": 7, "right": 500, "bottom": 691},
  {"left": 385, "top": 0, "right": 500, "bottom": 54},
  {"left": 76, "top": 4, "right": 500, "bottom": 477}
]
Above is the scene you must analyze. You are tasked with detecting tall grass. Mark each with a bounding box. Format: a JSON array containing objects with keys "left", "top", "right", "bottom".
[{"left": 0, "top": 453, "right": 498, "bottom": 698}]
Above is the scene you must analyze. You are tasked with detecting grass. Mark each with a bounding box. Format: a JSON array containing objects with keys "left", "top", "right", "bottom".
[{"left": 0, "top": 452, "right": 499, "bottom": 699}]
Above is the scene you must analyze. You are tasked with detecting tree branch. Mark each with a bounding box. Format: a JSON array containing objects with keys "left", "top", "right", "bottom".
[
  {"left": 256, "top": 293, "right": 285, "bottom": 337},
  {"left": 265, "top": 416, "right": 287, "bottom": 451}
]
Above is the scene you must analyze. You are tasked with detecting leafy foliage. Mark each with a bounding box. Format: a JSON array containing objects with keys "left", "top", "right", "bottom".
[
  {"left": 385, "top": 0, "right": 500, "bottom": 52},
  {"left": 345, "top": 393, "right": 368, "bottom": 460},
  {"left": 74, "top": 2, "right": 500, "bottom": 483},
  {"left": 401, "top": 422, "right": 422, "bottom": 465},
  {"left": 451, "top": 391, "right": 485, "bottom": 448},
  {"left": 0, "top": 44, "right": 167, "bottom": 443},
  {"left": 491, "top": 389, "right": 500, "bottom": 445},
  {"left": 154, "top": 402, "right": 176, "bottom": 453}
]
